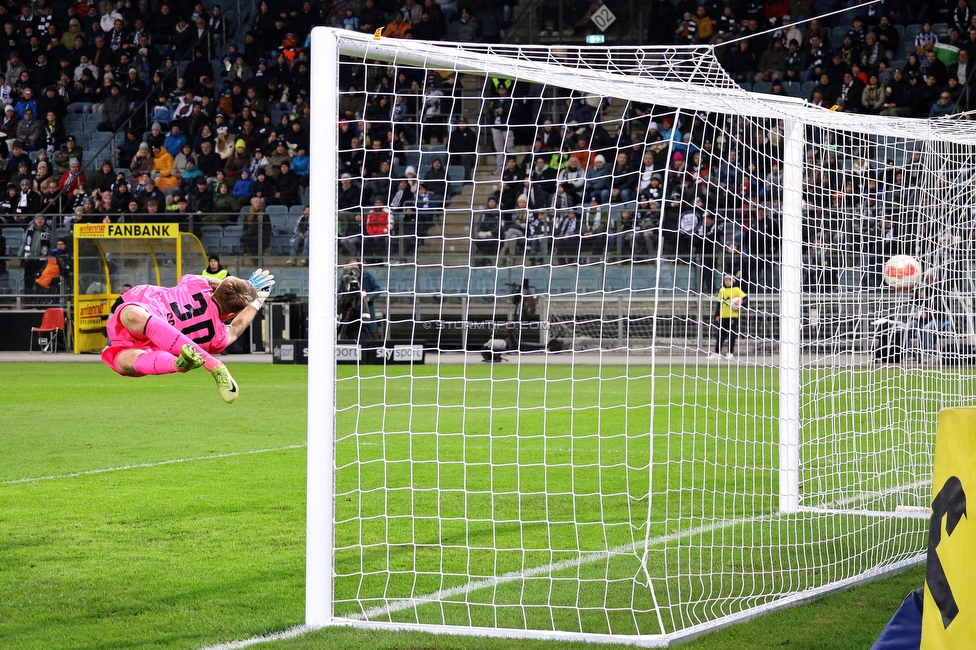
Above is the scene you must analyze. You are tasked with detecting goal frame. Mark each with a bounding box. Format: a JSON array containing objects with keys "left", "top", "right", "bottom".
[{"left": 306, "top": 26, "right": 933, "bottom": 646}]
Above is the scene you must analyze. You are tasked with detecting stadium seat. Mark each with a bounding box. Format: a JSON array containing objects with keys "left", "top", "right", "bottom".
[
  {"left": 782, "top": 82, "right": 804, "bottom": 98},
  {"left": 522, "top": 266, "right": 550, "bottom": 292},
  {"left": 801, "top": 80, "right": 817, "bottom": 95},
  {"left": 737, "top": 81, "right": 751, "bottom": 91},
  {"left": 270, "top": 234, "right": 291, "bottom": 254},
  {"left": 417, "top": 267, "right": 444, "bottom": 294},
  {"left": 30, "top": 307, "right": 65, "bottom": 353},
  {"left": 752, "top": 81, "right": 772, "bottom": 94},
  {"left": 267, "top": 205, "right": 290, "bottom": 233},
  {"left": 442, "top": 267, "right": 469, "bottom": 294},
  {"left": 388, "top": 266, "right": 417, "bottom": 293},
  {"left": 276, "top": 268, "right": 304, "bottom": 294},
  {"left": 603, "top": 265, "right": 631, "bottom": 291},
  {"left": 3, "top": 227, "right": 24, "bottom": 256},
  {"left": 219, "top": 225, "right": 243, "bottom": 253},
  {"left": 673, "top": 265, "right": 697, "bottom": 292},
  {"left": 550, "top": 267, "right": 579, "bottom": 294},
  {"left": 200, "top": 233, "right": 221, "bottom": 253},
  {"left": 3, "top": 268, "right": 23, "bottom": 292},
  {"left": 283, "top": 213, "right": 302, "bottom": 234},
  {"left": 831, "top": 25, "right": 849, "bottom": 44},
  {"left": 577, "top": 267, "right": 602, "bottom": 293},
  {"left": 468, "top": 267, "right": 497, "bottom": 296}
]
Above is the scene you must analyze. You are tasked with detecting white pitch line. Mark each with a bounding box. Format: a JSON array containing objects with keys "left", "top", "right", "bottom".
[
  {"left": 1, "top": 444, "right": 307, "bottom": 485},
  {"left": 198, "top": 625, "right": 313, "bottom": 650},
  {"left": 350, "top": 514, "right": 775, "bottom": 622}
]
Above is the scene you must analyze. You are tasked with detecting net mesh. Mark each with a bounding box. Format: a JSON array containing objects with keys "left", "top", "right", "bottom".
[{"left": 318, "top": 30, "right": 976, "bottom": 641}]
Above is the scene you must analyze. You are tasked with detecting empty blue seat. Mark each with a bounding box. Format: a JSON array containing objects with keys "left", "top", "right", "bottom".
[
  {"left": 549, "top": 267, "right": 578, "bottom": 294},
  {"left": 388, "top": 267, "right": 416, "bottom": 293},
  {"left": 468, "top": 267, "right": 497, "bottom": 295},
  {"left": 578, "top": 267, "right": 602, "bottom": 292},
  {"left": 3, "top": 227, "right": 24, "bottom": 255},
  {"left": 604, "top": 265, "right": 631, "bottom": 291}
]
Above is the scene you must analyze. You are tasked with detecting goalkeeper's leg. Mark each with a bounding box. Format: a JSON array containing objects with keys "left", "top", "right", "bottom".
[{"left": 118, "top": 306, "right": 219, "bottom": 365}]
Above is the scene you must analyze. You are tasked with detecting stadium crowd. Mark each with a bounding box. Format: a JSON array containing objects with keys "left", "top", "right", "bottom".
[{"left": 0, "top": 0, "right": 969, "bottom": 299}]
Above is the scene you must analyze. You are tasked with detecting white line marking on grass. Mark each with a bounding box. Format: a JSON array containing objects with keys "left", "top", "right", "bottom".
[
  {"left": 1, "top": 444, "right": 307, "bottom": 485},
  {"left": 351, "top": 514, "right": 774, "bottom": 622},
  {"left": 198, "top": 625, "right": 313, "bottom": 650}
]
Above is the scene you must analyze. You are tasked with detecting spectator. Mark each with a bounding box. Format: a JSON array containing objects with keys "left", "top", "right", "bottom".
[
  {"left": 21, "top": 214, "right": 49, "bottom": 293},
  {"left": 272, "top": 162, "right": 300, "bottom": 207},
  {"left": 916, "top": 23, "right": 938, "bottom": 55},
  {"left": 231, "top": 168, "right": 253, "bottom": 202},
  {"left": 472, "top": 194, "right": 502, "bottom": 265},
  {"left": 557, "top": 155, "right": 585, "bottom": 207},
  {"left": 527, "top": 155, "right": 556, "bottom": 210},
  {"left": 448, "top": 8, "right": 479, "bottom": 42},
  {"left": 930, "top": 90, "right": 958, "bottom": 117},
  {"left": 610, "top": 152, "right": 638, "bottom": 203},
  {"left": 209, "top": 181, "right": 239, "bottom": 219},
  {"left": 875, "top": 16, "right": 900, "bottom": 60},
  {"left": 288, "top": 205, "right": 309, "bottom": 265},
  {"left": 58, "top": 157, "right": 86, "bottom": 195},
  {"left": 291, "top": 146, "right": 310, "bottom": 184},
  {"left": 447, "top": 117, "right": 477, "bottom": 179},
  {"left": 250, "top": 168, "right": 274, "bottom": 202},
  {"left": 151, "top": 144, "right": 179, "bottom": 189},
  {"left": 524, "top": 208, "right": 552, "bottom": 265},
  {"left": 16, "top": 108, "right": 41, "bottom": 150},
  {"left": 196, "top": 141, "right": 222, "bottom": 177},
  {"left": 97, "top": 84, "right": 128, "bottom": 131},
  {"left": 862, "top": 74, "right": 886, "bottom": 114},
  {"left": 267, "top": 140, "right": 291, "bottom": 178},
  {"left": 129, "top": 142, "right": 153, "bottom": 182},
  {"left": 914, "top": 74, "right": 943, "bottom": 115},
  {"left": 383, "top": 13, "right": 412, "bottom": 39},
  {"left": 364, "top": 196, "right": 393, "bottom": 259},
  {"left": 241, "top": 196, "right": 270, "bottom": 263},
  {"left": 189, "top": 176, "right": 214, "bottom": 214},
  {"left": 202, "top": 255, "right": 228, "bottom": 281},
  {"left": 53, "top": 135, "right": 83, "bottom": 174},
  {"left": 487, "top": 84, "right": 514, "bottom": 175},
  {"left": 138, "top": 177, "right": 165, "bottom": 210},
  {"left": 584, "top": 154, "right": 611, "bottom": 203}
]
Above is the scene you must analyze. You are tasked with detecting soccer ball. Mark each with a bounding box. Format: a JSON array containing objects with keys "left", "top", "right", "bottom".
[
  {"left": 882, "top": 255, "right": 922, "bottom": 291},
  {"left": 730, "top": 297, "right": 743, "bottom": 310}
]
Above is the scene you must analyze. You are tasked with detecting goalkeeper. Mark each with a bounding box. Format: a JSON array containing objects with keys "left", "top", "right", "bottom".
[
  {"left": 713, "top": 274, "right": 747, "bottom": 359},
  {"left": 100, "top": 270, "right": 275, "bottom": 403}
]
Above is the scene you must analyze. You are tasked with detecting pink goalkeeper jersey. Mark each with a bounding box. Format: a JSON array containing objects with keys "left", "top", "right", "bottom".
[{"left": 122, "top": 275, "right": 229, "bottom": 353}]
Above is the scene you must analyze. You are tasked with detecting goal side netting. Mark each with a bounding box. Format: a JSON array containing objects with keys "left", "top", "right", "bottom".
[{"left": 308, "top": 27, "right": 976, "bottom": 646}]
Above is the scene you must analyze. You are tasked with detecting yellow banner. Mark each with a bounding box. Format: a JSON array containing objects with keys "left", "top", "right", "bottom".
[
  {"left": 74, "top": 223, "right": 180, "bottom": 238},
  {"left": 76, "top": 298, "right": 109, "bottom": 330},
  {"left": 921, "top": 407, "right": 976, "bottom": 650}
]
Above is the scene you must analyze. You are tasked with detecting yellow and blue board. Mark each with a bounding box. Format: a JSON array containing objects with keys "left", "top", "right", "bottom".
[{"left": 921, "top": 407, "right": 975, "bottom": 649}]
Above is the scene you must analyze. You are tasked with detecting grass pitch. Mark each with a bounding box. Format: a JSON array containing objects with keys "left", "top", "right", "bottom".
[{"left": 0, "top": 361, "right": 931, "bottom": 649}]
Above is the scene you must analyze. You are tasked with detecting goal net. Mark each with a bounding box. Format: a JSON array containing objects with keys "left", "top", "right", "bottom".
[{"left": 307, "top": 28, "right": 976, "bottom": 645}]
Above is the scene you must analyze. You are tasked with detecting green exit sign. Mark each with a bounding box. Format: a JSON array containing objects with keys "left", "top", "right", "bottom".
[{"left": 585, "top": 34, "right": 605, "bottom": 44}]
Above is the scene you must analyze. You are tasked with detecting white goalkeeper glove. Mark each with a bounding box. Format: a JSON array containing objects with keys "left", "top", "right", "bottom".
[{"left": 247, "top": 268, "right": 275, "bottom": 310}]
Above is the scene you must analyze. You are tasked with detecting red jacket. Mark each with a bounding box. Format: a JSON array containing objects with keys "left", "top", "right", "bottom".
[{"left": 365, "top": 207, "right": 392, "bottom": 235}]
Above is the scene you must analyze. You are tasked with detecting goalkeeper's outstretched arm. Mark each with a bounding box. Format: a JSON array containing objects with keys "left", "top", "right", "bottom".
[{"left": 225, "top": 269, "right": 276, "bottom": 345}]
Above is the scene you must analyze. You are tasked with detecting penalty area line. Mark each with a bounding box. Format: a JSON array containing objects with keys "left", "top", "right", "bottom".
[{"left": 1, "top": 444, "right": 307, "bottom": 485}]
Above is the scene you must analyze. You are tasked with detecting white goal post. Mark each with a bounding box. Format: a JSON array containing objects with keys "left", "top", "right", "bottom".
[{"left": 308, "top": 27, "right": 976, "bottom": 646}]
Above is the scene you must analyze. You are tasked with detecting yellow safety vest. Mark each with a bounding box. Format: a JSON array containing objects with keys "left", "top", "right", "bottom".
[{"left": 717, "top": 286, "right": 747, "bottom": 319}]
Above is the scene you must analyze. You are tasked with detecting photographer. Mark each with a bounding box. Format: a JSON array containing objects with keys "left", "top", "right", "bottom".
[{"left": 337, "top": 258, "right": 381, "bottom": 337}]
